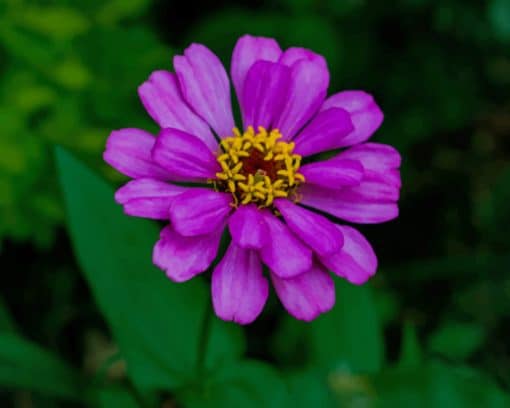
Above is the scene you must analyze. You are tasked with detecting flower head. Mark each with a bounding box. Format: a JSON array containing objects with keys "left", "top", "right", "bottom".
[{"left": 104, "top": 35, "right": 401, "bottom": 324}]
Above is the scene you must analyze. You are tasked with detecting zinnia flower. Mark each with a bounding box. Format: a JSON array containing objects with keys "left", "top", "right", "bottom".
[{"left": 104, "top": 35, "right": 401, "bottom": 324}]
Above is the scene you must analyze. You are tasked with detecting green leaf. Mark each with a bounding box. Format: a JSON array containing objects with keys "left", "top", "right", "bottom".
[
  {"left": 96, "top": 387, "right": 140, "bottom": 408},
  {"left": 489, "top": 0, "right": 510, "bottom": 42},
  {"left": 309, "top": 280, "right": 383, "bottom": 373},
  {"left": 0, "top": 297, "right": 16, "bottom": 332},
  {"left": 287, "top": 369, "right": 336, "bottom": 408},
  {"left": 373, "top": 362, "right": 510, "bottom": 407},
  {"left": 55, "top": 147, "right": 244, "bottom": 391},
  {"left": 12, "top": 6, "right": 89, "bottom": 40},
  {"left": 0, "top": 333, "right": 85, "bottom": 401},
  {"left": 179, "top": 360, "right": 289, "bottom": 408},
  {"left": 428, "top": 322, "right": 486, "bottom": 361},
  {"left": 398, "top": 322, "right": 422, "bottom": 369}
]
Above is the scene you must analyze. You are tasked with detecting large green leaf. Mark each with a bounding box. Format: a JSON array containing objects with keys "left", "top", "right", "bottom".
[
  {"left": 309, "top": 280, "right": 383, "bottom": 373},
  {"left": 0, "top": 333, "right": 85, "bottom": 401},
  {"left": 55, "top": 147, "right": 244, "bottom": 391},
  {"left": 179, "top": 360, "right": 289, "bottom": 408}
]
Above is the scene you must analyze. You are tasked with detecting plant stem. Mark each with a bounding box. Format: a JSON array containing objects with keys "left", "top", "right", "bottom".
[{"left": 196, "top": 299, "right": 213, "bottom": 377}]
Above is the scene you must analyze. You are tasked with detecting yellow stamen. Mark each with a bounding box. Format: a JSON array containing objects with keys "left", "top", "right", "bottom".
[{"left": 213, "top": 126, "right": 305, "bottom": 207}]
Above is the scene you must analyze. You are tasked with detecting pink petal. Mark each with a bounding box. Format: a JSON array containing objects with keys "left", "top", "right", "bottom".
[
  {"left": 169, "top": 188, "right": 232, "bottom": 236},
  {"left": 241, "top": 61, "right": 292, "bottom": 130},
  {"left": 259, "top": 211, "right": 312, "bottom": 278},
  {"left": 114, "top": 178, "right": 187, "bottom": 220},
  {"left": 151, "top": 128, "right": 220, "bottom": 181},
  {"left": 228, "top": 204, "right": 268, "bottom": 249},
  {"left": 275, "top": 50, "right": 329, "bottom": 140},
  {"left": 299, "top": 159, "right": 364, "bottom": 189},
  {"left": 153, "top": 226, "right": 222, "bottom": 282},
  {"left": 138, "top": 70, "right": 217, "bottom": 151},
  {"left": 231, "top": 34, "right": 282, "bottom": 103},
  {"left": 321, "top": 91, "right": 384, "bottom": 146},
  {"left": 336, "top": 142, "right": 402, "bottom": 188},
  {"left": 319, "top": 225, "right": 377, "bottom": 285},
  {"left": 271, "top": 264, "right": 335, "bottom": 322},
  {"left": 275, "top": 51, "right": 330, "bottom": 140},
  {"left": 274, "top": 199, "right": 344, "bottom": 256},
  {"left": 174, "top": 44, "right": 235, "bottom": 137},
  {"left": 298, "top": 184, "right": 399, "bottom": 224},
  {"left": 212, "top": 242, "right": 268, "bottom": 324},
  {"left": 293, "top": 108, "right": 354, "bottom": 156},
  {"left": 103, "top": 128, "right": 170, "bottom": 180}
]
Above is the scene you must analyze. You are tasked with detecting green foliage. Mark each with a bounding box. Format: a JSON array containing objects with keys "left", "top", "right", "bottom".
[
  {"left": 0, "top": 0, "right": 166, "bottom": 247},
  {"left": 0, "top": 332, "right": 85, "bottom": 401},
  {"left": 428, "top": 322, "right": 486, "bottom": 361},
  {"left": 309, "top": 280, "right": 383, "bottom": 373}
]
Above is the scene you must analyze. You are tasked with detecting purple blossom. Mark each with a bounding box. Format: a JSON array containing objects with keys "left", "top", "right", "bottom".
[{"left": 104, "top": 35, "right": 401, "bottom": 324}]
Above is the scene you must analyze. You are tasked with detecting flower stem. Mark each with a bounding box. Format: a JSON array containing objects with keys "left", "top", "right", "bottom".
[{"left": 196, "top": 299, "right": 213, "bottom": 377}]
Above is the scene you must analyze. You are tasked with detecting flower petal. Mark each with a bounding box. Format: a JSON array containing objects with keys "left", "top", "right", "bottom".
[
  {"left": 299, "top": 159, "right": 364, "bottom": 189},
  {"left": 259, "top": 211, "right": 312, "bottom": 278},
  {"left": 271, "top": 264, "right": 335, "bottom": 322},
  {"left": 319, "top": 225, "right": 377, "bottom": 285},
  {"left": 174, "top": 44, "right": 235, "bottom": 137},
  {"left": 169, "top": 188, "right": 232, "bottom": 236},
  {"left": 231, "top": 34, "right": 282, "bottom": 103},
  {"left": 212, "top": 242, "right": 268, "bottom": 324},
  {"left": 321, "top": 91, "right": 384, "bottom": 146},
  {"left": 241, "top": 61, "right": 292, "bottom": 130},
  {"left": 104, "top": 128, "right": 170, "bottom": 179},
  {"left": 138, "top": 70, "right": 217, "bottom": 151},
  {"left": 274, "top": 199, "right": 344, "bottom": 256},
  {"left": 275, "top": 49, "right": 330, "bottom": 139},
  {"left": 335, "top": 143, "right": 402, "bottom": 188},
  {"left": 299, "top": 184, "right": 399, "bottom": 224},
  {"left": 115, "top": 178, "right": 187, "bottom": 219},
  {"left": 228, "top": 204, "right": 268, "bottom": 249},
  {"left": 153, "top": 226, "right": 222, "bottom": 282},
  {"left": 151, "top": 128, "right": 220, "bottom": 181},
  {"left": 293, "top": 108, "right": 354, "bottom": 156}
]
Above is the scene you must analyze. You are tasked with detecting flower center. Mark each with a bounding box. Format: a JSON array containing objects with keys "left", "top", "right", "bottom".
[{"left": 214, "top": 126, "right": 305, "bottom": 207}]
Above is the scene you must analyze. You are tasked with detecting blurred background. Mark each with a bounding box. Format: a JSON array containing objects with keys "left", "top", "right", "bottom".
[{"left": 1, "top": 0, "right": 510, "bottom": 406}]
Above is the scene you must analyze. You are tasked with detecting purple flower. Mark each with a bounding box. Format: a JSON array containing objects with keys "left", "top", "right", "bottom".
[{"left": 104, "top": 35, "right": 401, "bottom": 324}]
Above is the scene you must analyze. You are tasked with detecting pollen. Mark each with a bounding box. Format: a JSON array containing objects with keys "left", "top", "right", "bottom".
[{"left": 214, "top": 126, "right": 305, "bottom": 207}]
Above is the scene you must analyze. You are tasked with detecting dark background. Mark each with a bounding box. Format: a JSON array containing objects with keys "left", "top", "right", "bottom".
[{"left": 1, "top": 0, "right": 510, "bottom": 406}]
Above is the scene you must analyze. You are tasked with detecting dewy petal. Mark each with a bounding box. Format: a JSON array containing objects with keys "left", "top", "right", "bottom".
[
  {"left": 259, "top": 211, "right": 312, "bottom": 278},
  {"left": 299, "top": 184, "right": 399, "bottom": 224},
  {"left": 174, "top": 43, "right": 235, "bottom": 137},
  {"left": 228, "top": 204, "right": 268, "bottom": 249},
  {"left": 241, "top": 61, "right": 292, "bottom": 130},
  {"left": 104, "top": 128, "right": 170, "bottom": 180},
  {"left": 321, "top": 91, "right": 384, "bottom": 146},
  {"left": 319, "top": 225, "right": 377, "bottom": 285},
  {"left": 152, "top": 128, "right": 220, "bottom": 181},
  {"left": 274, "top": 199, "right": 343, "bottom": 256},
  {"left": 271, "top": 264, "right": 335, "bottom": 322},
  {"left": 231, "top": 34, "right": 282, "bottom": 103},
  {"left": 169, "top": 188, "right": 232, "bottom": 236},
  {"left": 299, "top": 159, "right": 364, "bottom": 189},
  {"left": 212, "top": 242, "right": 269, "bottom": 324},
  {"left": 114, "top": 178, "right": 187, "bottom": 220},
  {"left": 275, "top": 49, "right": 330, "bottom": 139},
  {"left": 335, "top": 142, "right": 402, "bottom": 188},
  {"left": 153, "top": 226, "right": 222, "bottom": 282},
  {"left": 293, "top": 108, "right": 354, "bottom": 156},
  {"left": 138, "top": 70, "right": 217, "bottom": 151}
]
